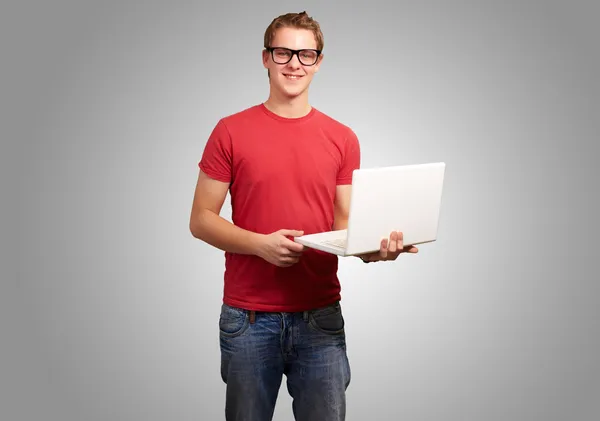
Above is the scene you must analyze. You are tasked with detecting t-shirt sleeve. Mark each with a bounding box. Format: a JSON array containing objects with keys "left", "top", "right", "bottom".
[
  {"left": 336, "top": 128, "right": 361, "bottom": 185},
  {"left": 198, "top": 119, "right": 232, "bottom": 183}
]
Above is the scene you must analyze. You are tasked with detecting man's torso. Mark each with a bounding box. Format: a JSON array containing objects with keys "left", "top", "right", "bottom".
[{"left": 200, "top": 104, "right": 359, "bottom": 312}]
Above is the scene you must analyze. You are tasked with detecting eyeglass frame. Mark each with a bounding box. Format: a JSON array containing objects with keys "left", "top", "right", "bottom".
[{"left": 265, "top": 47, "right": 322, "bottom": 66}]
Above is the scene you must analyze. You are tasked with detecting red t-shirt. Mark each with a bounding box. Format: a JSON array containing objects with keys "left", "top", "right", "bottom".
[{"left": 198, "top": 103, "right": 360, "bottom": 312}]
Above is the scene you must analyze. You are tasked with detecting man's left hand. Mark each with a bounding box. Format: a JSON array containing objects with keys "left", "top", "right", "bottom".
[{"left": 357, "top": 231, "right": 418, "bottom": 263}]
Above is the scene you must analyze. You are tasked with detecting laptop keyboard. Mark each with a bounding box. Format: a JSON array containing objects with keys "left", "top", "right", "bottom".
[{"left": 322, "top": 238, "right": 347, "bottom": 248}]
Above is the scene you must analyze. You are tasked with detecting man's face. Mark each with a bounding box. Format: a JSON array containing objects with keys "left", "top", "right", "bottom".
[{"left": 262, "top": 27, "right": 323, "bottom": 99}]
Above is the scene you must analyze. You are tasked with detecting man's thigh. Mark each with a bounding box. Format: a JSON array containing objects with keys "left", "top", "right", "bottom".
[
  {"left": 285, "top": 302, "right": 351, "bottom": 421},
  {"left": 219, "top": 304, "right": 285, "bottom": 420}
]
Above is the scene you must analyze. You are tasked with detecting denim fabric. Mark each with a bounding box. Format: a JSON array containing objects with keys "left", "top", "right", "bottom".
[{"left": 219, "top": 301, "right": 351, "bottom": 421}]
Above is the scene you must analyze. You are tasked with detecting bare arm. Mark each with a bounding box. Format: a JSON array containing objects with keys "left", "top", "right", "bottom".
[
  {"left": 189, "top": 170, "right": 304, "bottom": 266},
  {"left": 333, "top": 184, "right": 352, "bottom": 231},
  {"left": 189, "top": 170, "right": 263, "bottom": 255}
]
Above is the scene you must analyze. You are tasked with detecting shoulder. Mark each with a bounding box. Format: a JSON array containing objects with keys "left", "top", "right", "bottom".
[
  {"left": 313, "top": 108, "right": 359, "bottom": 142},
  {"left": 205, "top": 106, "right": 262, "bottom": 147},
  {"left": 219, "top": 104, "right": 264, "bottom": 129}
]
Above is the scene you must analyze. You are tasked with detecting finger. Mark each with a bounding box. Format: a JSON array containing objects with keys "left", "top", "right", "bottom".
[
  {"left": 380, "top": 238, "right": 388, "bottom": 259},
  {"left": 283, "top": 239, "right": 305, "bottom": 253},
  {"left": 282, "top": 249, "right": 303, "bottom": 257},
  {"left": 405, "top": 246, "right": 418, "bottom": 253},
  {"left": 388, "top": 232, "right": 398, "bottom": 253},
  {"left": 279, "top": 256, "right": 300, "bottom": 265},
  {"left": 397, "top": 231, "right": 404, "bottom": 250},
  {"left": 278, "top": 245, "right": 303, "bottom": 257},
  {"left": 277, "top": 262, "right": 294, "bottom": 267},
  {"left": 279, "top": 229, "right": 304, "bottom": 237}
]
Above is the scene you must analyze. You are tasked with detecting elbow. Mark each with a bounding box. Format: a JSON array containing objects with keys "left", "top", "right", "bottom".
[
  {"left": 190, "top": 221, "right": 206, "bottom": 240},
  {"left": 189, "top": 222, "right": 200, "bottom": 239},
  {"left": 189, "top": 211, "right": 205, "bottom": 239},
  {"left": 189, "top": 220, "right": 199, "bottom": 239}
]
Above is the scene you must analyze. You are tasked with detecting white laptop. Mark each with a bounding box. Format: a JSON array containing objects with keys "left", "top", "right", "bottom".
[{"left": 294, "top": 162, "right": 446, "bottom": 256}]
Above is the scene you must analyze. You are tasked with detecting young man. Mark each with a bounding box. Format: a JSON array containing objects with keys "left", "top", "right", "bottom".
[{"left": 189, "top": 11, "right": 418, "bottom": 421}]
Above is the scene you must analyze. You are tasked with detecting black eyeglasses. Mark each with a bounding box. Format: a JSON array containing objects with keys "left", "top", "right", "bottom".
[{"left": 266, "top": 47, "right": 322, "bottom": 66}]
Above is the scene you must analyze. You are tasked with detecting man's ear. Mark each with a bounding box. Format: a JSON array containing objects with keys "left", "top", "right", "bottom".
[
  {"left": 314, "top": 54, "right": 324, "bottom": 72},
  {"left": 262, "top": 49, "right": 270, "bottom": 69}
]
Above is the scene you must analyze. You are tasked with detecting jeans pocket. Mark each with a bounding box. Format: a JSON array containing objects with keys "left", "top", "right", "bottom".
[
  {"left": 308, "top": 302, "right": 345, "bottom": 335},
  {"left": 219, "top": 304, "right": 249, "bottom": 337}
]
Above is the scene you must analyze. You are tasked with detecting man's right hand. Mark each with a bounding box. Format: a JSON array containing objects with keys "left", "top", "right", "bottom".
[{"left": 257, "top": 229, "right": 305, "bottom": 267}]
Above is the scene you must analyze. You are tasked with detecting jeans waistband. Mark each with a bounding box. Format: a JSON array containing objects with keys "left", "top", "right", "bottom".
[{"left": 239, "top": 300, "right": 340, "bottom": 324}]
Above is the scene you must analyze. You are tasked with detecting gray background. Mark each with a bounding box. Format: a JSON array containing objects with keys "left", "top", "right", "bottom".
[{"left": 3, "top": 0, "right": 599, "bottom": 420}]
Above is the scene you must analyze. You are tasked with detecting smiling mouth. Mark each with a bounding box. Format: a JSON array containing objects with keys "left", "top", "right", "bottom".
[{"left": 283, "top": 74, "right": 303, "bottom": 80}]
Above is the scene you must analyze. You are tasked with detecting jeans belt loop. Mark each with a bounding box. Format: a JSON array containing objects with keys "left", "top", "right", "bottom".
[
  {"left": 249, "top": 310, "right": 256, "bottom": 324},
  {"left": 303, "top": 310, "right": 309, "bottom": 322}
]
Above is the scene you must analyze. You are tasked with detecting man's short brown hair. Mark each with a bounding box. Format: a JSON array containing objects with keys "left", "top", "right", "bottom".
[{"left": 264, "top": 11, "right": 324, "bottom": 51}]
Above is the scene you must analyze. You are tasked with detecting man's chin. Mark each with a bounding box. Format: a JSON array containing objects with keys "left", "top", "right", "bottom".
[{"left": 279, "top": 86, "right": 306, "bottom": 98}]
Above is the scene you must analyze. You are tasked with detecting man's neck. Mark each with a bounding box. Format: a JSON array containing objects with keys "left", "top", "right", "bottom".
[{"left": 263, "top": 90, "right": 312, "bottom": 119}]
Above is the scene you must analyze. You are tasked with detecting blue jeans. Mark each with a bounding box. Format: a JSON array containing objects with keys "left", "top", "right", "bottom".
[{"left": 219, "top": 301, "right": 351, "bottom": 421}]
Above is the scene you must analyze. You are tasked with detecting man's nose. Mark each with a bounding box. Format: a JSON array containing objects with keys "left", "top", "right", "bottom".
[{"left": 287, "top": 53, "right": 302, "bottom": 68}]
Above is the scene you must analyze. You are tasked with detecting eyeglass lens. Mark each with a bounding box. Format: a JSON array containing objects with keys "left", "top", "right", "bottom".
[{"left": 271, "top": 48, "right": 318, "bottom": 65}]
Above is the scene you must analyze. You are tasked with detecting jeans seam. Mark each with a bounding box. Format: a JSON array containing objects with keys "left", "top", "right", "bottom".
[
  {"left": 219, "top": 312, "right": 250, "bottom": 338},
  {"left": 307, "top": 314, "right": 345, "bottom": 336}
]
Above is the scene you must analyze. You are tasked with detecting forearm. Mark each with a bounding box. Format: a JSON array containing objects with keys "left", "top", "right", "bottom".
[
  {"left": 190, "top": 209, "right": 264, "bottom": 256},
  {"left": 332, "top": 216, "right": 349, "bottom": 231}
]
